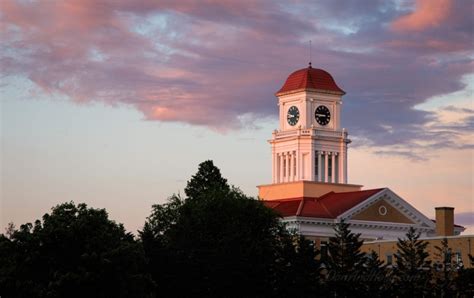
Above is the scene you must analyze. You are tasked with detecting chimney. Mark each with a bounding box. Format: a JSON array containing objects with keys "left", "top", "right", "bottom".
[{"left": 435, "top": 207, "right": 454, "bottom": 236}]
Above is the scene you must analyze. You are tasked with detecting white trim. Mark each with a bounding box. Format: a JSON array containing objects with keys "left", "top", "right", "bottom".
[{"left": 364, "top": 234, "right": 474, "bottom": 244}]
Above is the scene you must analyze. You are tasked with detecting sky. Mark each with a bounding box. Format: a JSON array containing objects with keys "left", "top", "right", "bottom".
[{"left": 1, "top": 0, "right": 473, "bottom": 234}]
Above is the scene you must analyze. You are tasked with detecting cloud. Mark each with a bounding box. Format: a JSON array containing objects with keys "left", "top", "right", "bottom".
[
  {"left": 1, "top": 0, "right": 472, "bottom": 155},
  {"left": 454, "top": 212, "right": 474, "bottom": 226},
  {"left": 391, "top": 0, "right": 452, "bottom": 32}
]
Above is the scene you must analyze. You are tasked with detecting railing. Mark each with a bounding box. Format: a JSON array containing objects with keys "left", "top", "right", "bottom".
[{"left": 273, "top": 128, "right": 347, "bottom": 139}]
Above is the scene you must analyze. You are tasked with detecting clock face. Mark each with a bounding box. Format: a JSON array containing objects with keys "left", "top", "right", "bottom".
[
  {"left": 315, "top": 105, "right": 331, "bottom": 126},
  {"left": 287, "top": 106, "right": 300, "bottom": 126}
]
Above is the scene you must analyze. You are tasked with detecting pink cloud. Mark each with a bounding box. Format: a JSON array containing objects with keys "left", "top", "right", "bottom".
[
  {"left": 1, "top": 0, "right": 472, "bottom": 153},
  {"left": 391, "top": 0, "right": 452, "bottom": 32},
  {"left": 385, "top": 39, "right": 467, "bottom": 52}
]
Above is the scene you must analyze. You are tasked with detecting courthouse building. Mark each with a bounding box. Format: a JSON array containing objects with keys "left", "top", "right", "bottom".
[{"left": 258, "top": 64, "right": 472, "bottom": 267}]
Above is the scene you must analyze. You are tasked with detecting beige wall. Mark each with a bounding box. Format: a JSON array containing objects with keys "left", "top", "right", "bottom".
[
  {"left": 361, "top": 235, "right": 474, "bottom": 268},
  {"left": 257, "top": 180, "right": 362, "bottom": 200}
]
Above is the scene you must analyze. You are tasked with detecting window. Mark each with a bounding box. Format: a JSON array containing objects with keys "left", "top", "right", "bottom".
[
  {"left": 321, "top": 241, "right": 328, "bottom": 259},
  {"left": 455, "top": 251, "right": 462, "bottom": 264},
  {"left": 386, "top": 254, "right": 393, "bottom": 265},
  {"left": 283, "top": 158, "right": 286, "bottom": 177}
]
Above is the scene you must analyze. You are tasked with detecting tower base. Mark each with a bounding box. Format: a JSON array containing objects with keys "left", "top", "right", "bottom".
[{"left": 257, "top": 181, "right": 363, "bottom": 201}]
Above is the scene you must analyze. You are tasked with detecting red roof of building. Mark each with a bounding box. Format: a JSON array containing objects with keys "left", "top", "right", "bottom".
[
  {"left": 263, "top": 188, "right": 384, "bottom": 219},
  {"left": 276, "top": 64, "right": 345, "bottom": 96}
]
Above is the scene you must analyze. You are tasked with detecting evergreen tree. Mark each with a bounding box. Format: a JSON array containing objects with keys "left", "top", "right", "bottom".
[
  {"left": 326, "top": 220, "right": 366, "bottom": 297},
  {"left": 455, "top": 254, "right": 474, "bottom": 296},
  {"left": 184, "top": 160, "right": 230, "bottom": 200},
  {"left": 363, "top": 250, "right": 389, "bottom": 297},
  {"left": 433, "top": 238, "right": 456, "bottom": 296},
  {"left": 273, "top": 234, "right": 324, "bottom": 297},
  {"left": 393, "top": 227, "right": 432, "bottom": 297}
]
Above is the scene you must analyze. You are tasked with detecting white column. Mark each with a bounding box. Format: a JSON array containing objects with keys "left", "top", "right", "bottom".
[
  {"left": 296, "top": 151, "right": 300, "bottom": 181},
  {"left": 285, "top": 153, "right": 290, "bottom": 182},
  {"left": 324, "top": 152, "right": 328, "bottom": 183},
  {"left": 279, "top": 153, "right": 283, "bottom": 183},
  {"left": 292, "top": 152, "right": 294, "bottom": 180},
  {"left": 272, "top": 151, "right": 276, "bottom": 183},
  {"left": 289, "top": 152, "right": 293, "bottom": 182},
  {"left": 336, "top": 152, "right": 341, "bottom": 183},
  {"left": 344, "top": 147, "right": 348, "bottom": 183},
  {"left": 310, "top": 149, "right": 315, "bottom": 182},
  {"left": 331, "top": 152, "right": 336, "bottom": 183},
  {"left": 317, "top": 151, "right": 322, "bottom": 182}
]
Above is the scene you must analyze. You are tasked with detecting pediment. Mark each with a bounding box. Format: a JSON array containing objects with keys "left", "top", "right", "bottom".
[
  {"left": 338, "top": 188, "right": 435, "bottom": 229},
  {"left": 351, "top": 198, "right": 414, "bottom": 224}
]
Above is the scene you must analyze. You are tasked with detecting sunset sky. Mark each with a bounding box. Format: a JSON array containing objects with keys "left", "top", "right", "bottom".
[{"left": 1, "top": 0, "right": 473, "bottom": 234}]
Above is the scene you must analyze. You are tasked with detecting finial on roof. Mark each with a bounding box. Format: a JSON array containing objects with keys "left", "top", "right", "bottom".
[
  {"left": 309, "top": 40, "right": 312, "bottom": 68},
  {"left": 309, "top": 62, "right": 312, "bottom": 68}
]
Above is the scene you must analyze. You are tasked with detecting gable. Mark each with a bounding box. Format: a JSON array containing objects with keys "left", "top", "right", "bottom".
[
  {"left": 351, "top": 198, "right": 414, "bottom": 224},
  {"left": 338, "top": 188, "right": 436, "bottom": 230}
]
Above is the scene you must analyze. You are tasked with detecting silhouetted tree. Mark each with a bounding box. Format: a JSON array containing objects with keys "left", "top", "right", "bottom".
[
  {"left": 393, "top": 227, "right": 432, "bottom": 297},
  {"left": 363, "top": 250, "right": 389, "bottom": 296},
  {"left": 273, "top": 234, "right": 324, "bottom": 297},
  {"left": 0, "top": 202, "right": 154, "bottom": 298},
  {"left": 432, "top": 238, "right": 457, "bottom": 296},
  {"left": 184, "top": 160, "right": 230, "bottom": 200},
  {"left": 326, "top": 220, "right": 366, "bottom": 297},
  {"left": 456, "top": 254, "right": 474, "bottom": 296},
  {"left": 141, "top": 160, "right": 327, "bottom": 297}
]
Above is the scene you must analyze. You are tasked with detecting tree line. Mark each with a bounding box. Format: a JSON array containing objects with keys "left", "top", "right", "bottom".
[{"left": 1, "top": 160, "right": 473, "bottom": 297}]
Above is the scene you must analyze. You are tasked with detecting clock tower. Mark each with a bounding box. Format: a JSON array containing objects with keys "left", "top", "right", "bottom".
[{"left": 270, "top": 63, "right": 350, "bottom": 184}]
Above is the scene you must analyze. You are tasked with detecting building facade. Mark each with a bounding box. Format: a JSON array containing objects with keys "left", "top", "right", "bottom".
[{"left": 258, "top": 64, "right": 467, "bottom": 251}]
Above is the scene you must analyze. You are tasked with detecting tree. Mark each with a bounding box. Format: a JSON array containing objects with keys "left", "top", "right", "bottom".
[
  {"left": 143, "top": 188, "right": 288, "bottom": 296},
  {"left": 184, "top": 160, "right": 230, "bottom": 200},
  {"left": 393, "top": 227, "right": 432, "bottom": 296},
  {"left": 141, "top": 160, "right": 319, "bottom": 297},
  {"left": 273, "top": 234, "right": 325, "bottom": 297},
  {"left": 326, "top": 220, "right": 366, "bottom": 297},
  {"left": 455, "top": 254, "right": 474, "bottom": 296},
  {"left": 433, "top": 238, "right": 456, "bottom": 296},
  {"left": 0, "top": 202, "right": 154, "bottom": 298},
  {"left": 363, "top": 250, "right": 389, "bottom": 296}
]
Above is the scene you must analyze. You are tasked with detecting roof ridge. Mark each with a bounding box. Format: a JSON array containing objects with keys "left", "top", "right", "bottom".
[
  {"left": 261, "top": 197, "right": 304, "bottom": 202},
  {"left": 334, "top": 188, "right": 385, "bottom": 195},
  {"left": 317, "top": 191, "right": 335, "bottom": 201},
  {"left": 296, "top": 199, "right": 305, "bottom": 216},
  {"left": 319, "top": 200, "right": 335, "bottom": 218}
]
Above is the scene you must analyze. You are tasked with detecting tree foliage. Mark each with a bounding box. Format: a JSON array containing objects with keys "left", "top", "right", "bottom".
[
  {"left": 456, "top": 254, "right": 474, "bottom": 296},
  {"left": 2, "top": 160, "right": 473, "bottom": 297},
  {"left": 393, "top": 227, "right": 432, "bottom": 296},
  {"left": 184, "top": 159, "right": 230, "bottom": 200},
  {"left": 363, "top": 250, "right": 389, "bottom": 296},
  {"left": 326, "top": 220, "right": 367, "bottom": 297},
  {"left": 433, "top": 238, "right": 457, "bottom": 296},
  {"left": 0, "top": 202, "right": 154, "bottom": 298},
  {"left": 141, "top": 160, "right": 325, "bottom": 297}
]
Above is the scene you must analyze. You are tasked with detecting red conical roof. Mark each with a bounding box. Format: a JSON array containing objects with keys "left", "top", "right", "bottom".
[{"left": 276, "top": 64, "right": 345, "bottom": 96}]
